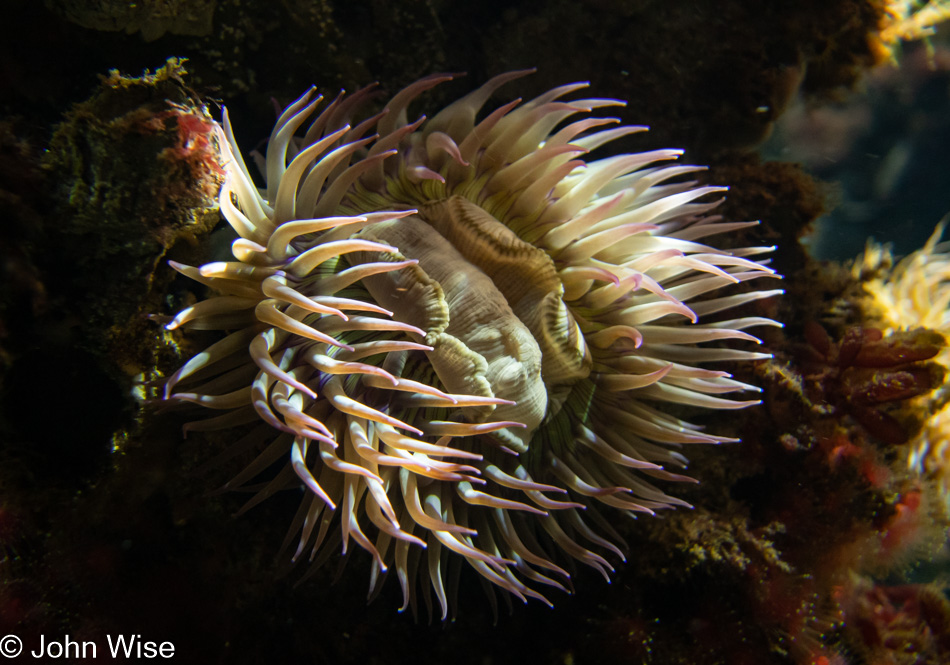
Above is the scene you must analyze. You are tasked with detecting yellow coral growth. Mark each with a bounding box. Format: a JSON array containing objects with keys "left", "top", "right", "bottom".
[{"left": 873, "top": 0, "right": 950, "bottom": 64}]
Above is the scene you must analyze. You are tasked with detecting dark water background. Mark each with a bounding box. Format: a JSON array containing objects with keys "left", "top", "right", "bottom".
[{"left": 764, "top": 25, "right": 950, "bottom": 260}]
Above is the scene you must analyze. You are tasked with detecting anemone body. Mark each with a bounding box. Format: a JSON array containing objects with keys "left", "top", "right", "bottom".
[{"left": 163, "top": 71, "right": 782, "bottom": 616}]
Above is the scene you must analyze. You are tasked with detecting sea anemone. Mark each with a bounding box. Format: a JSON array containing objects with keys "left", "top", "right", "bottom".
[
  {"left": 858, "top": 223, "right": 950, "bottom": 348},
  {"left": 161, "top": 71, "right": 782, "bottom": 616}
]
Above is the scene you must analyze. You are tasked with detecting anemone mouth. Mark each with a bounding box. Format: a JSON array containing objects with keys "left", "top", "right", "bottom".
[
  {"left": 353, "top": 194, "right": 591, "bottom": 454},
  {"left": 162, "top": 70, "right": 782, "bottom": 617}
]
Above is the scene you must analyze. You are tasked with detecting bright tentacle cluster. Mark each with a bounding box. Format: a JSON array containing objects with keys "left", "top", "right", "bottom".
[{"left": 163, "top": 71, "right": 781, "bottom": 616}]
